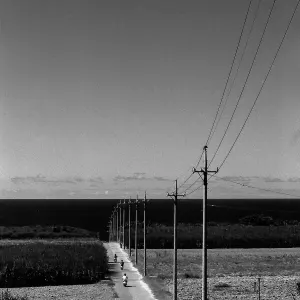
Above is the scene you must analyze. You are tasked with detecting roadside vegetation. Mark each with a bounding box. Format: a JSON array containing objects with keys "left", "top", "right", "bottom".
[{"left": 0, "top": 239, "right": 107, "bottom": 288}]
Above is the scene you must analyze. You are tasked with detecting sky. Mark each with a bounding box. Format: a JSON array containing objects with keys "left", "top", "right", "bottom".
[{"left": 0, "top": 0, "right": 300, "bottom": 199}]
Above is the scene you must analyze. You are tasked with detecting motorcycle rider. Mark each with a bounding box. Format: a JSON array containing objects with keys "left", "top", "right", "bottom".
[
  {"left": 122, "top": 273, "right": 128, "bottom": 285},
  {"left": 114, "top": 253, "right": 117, "bottom": 262},
  {"left": 120, "top": 259, "right": 124, "bottom": 269}
]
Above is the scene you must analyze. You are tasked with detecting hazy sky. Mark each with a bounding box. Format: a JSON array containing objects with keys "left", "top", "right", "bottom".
[{"left": 0, "top": 0, "right": 300, "bottom": 199}]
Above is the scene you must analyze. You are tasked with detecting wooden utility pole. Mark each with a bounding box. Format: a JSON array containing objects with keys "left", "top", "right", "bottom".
[
  {"left": 135, "top": 194, "right": 139, "bottom": 265},
  {"left": 167, "top": 180, "right": 185, "bottom": 300},
  {"left": 112, "top": 211, "right": 115, "bottom": 241},
  {"left": 123, "top": 199, "right": 126, "bottom": 248},
  {"left": 116, "top": 203, "right": 120, "bottom": 242},
  {"left": 111, "top": 219, "right": 113, "bottom": 241},
  {"left": 109, "top": 218, "right": 112, "bottom": 242},
  {"left": 120, "top": 201, "right": 123, "bottom": 245},
  {"left": 114, "top": 208, "right": 117, "bottom": 241},
  {"left": 111, "top": 216, "right": 114, "bottom": 241},
  {"left": 143, "top": 191, "right": 149, "bottom": 276},
  {"left": 115, "top": 208, "right": 118, "bottom": 242},
  {"left": 193, "top": 146, "right": 218, "bottom": 300},
  {"left": 128, "top": 197, "right": 132, "bottom": 256},
  {"left": 118, "top": 203, "right": 121, "bottom": 245},
  {"left": 258, "top": 277, "right": 261, "bottom": 300}
]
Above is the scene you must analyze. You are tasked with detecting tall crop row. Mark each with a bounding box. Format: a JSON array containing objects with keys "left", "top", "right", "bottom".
[{"left": 0, "top": 240, "right": 108, "bottom": 288}]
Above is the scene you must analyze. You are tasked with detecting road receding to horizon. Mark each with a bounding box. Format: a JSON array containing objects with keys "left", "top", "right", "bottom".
[{"left": 105, "top": 242, "right": 158, "bottom": 300}]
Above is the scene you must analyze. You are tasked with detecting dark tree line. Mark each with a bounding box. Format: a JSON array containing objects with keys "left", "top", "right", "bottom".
[{"left": 122, "top": 215, "right": 300, "bottom": 249}]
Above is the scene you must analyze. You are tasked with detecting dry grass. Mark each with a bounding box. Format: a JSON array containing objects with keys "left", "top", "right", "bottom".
[
  {"left": 0, "top": 282, "right": 115, "bottom": 300},
  {"left": 131, "top": 248, "right": 300, "bottom": 299}
]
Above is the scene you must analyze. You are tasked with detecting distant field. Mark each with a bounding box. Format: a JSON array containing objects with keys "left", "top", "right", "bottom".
[{"left": 132, "top": 248, "right": 300, "bottom": 299}]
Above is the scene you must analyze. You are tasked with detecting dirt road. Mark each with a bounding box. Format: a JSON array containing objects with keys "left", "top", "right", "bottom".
[{"left": 105, "top": 242, "right": 158, "bottom": 300}]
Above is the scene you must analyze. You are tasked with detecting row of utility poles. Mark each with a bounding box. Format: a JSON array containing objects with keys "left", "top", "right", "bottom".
[
  {"left": 109, "top": 192, "right": 148, "bottom": 276},
  {"left": 108, "top": 146, "right": 217, "bottom": 300}
]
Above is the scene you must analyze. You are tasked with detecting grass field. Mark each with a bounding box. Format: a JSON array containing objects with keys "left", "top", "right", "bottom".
[{"left": 131, "top": 248, "right": 300, "bottom": 299}]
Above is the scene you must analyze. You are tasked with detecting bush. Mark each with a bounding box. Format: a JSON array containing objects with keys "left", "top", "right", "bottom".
[
  {"left": 296, "top": 281, "right": 300, "bottom": 295},
  {"left": 183, "top": 272, "right": 200, "bottom": 279},
  {"left": 214, "top": 282, "right": 231, "bottom": 289},
  {"left": 0, "top": 290, "right": 28, "bottom": 300},
  {"left": 239, "top": 214, "right": 274, "bottom": 226}
]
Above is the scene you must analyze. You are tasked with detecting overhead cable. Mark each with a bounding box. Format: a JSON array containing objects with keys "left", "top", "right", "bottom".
[
  {"left": 209, "top": 0, "right": 278, "bottom": 169},
  {"left": 209, "top": 0, "right": 262, "bottom": 144},
  {"left": 218, "top": 0, "right": 300, "bottom": 172},
  {"left": 206, "top": 0, "right": 254, "bottom": 147}
]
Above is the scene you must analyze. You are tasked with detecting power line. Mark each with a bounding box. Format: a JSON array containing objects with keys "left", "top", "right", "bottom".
[
  {"left": 217, "top": 0, "right": 300, "bottom": 172},
  {"left": 206, "top": 0, "right": 254, "bottom": 147},
  {"left": 184, "top": 174, "right": 217, "bottom": 197},
  {"left": 180, "top": 176, "right": 202, "bottom": 195},
  {"left": 207, "top": 203, "right": 300, "bottom": 215},
  {"left": 189, "top": 0, "right": 254, "bottom": 176},
  {"left": 209, "top": 0, "right": 277, "bottom": 169},
  {"left": 214, "top": 175, "right": 300, "bottom": 198},
  {"left": 185, "top": 171, "right": 300, "bottom": 199},
  {"left": 176, "top": 167, "right": 195, "bottom": 191},
  {"left": 209, "top": 0, "right": 262, "bottom": 144}
]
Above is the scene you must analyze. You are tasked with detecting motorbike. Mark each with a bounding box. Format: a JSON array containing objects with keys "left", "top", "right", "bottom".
[
  {"left": 114, "top": 256, "right": 117, "bottom": 263},
  {"left": 122, "top": 278, "right": 127, "bottom": 287},
  {"left": 120, "top": 262, "right": 124, "bottom": 270}
]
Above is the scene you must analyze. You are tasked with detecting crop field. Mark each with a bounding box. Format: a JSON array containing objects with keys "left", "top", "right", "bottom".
[
  {"left": 0, "top": 239, "right": 108, "bottom": 288},
  {"left": 133, "top": 248, "right": 300, "bottom": 299}
]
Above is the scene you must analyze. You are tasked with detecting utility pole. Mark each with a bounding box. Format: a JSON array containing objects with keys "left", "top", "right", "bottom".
[
  {"left": 123, "top": 199, "right": 126, "bottom": 249},
  {"left": 118, "top": 200, "right": 123, "bottom": 244},
  {"left": 128, "top": 197, "right": 132, "bottom": 256},
  {"left": 115, "top": 208, "right": 118, "bottom": 242},
  {"left": 193, "top": 145, "right": 218, "bottom": 300},
  {"left": 116, "top": 204, "right": 119, "bottom": 243},
  {"left": 110, "top": 216, "right": 112, "bottom": 242},
  {"left": 110, "top": 219, "right": 112, "bottom": 242},
  {"left": 114, "top": 208, "right": 117, "bottom": 241},
  {"left": 109, "top": 218, "right": 112, "bottom": 242},
  {"left": 258, "top": 277, "right": 261, "bottom": 300},
  {"left": 167, "top": 180, "right": 185, "bottom": 300},
  {"left": 135, "top": 194, "right": 139, "bottom": 265},
  {"left": 143, "top": 191, "right": 149, "bottom": 276},
  {"left": 112, "top": 212, "right": 114, "bottom": 241}
]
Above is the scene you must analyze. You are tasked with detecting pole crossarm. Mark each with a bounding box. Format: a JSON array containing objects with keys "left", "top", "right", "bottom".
[{"left": 167, "top": 192, "right": 185, "bottom": 199}]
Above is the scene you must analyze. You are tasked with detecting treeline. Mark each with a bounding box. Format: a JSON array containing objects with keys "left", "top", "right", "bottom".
[
  {"left": 0, "top": 225, "right": 97, "bottom": 239},
  {"left": 121, "top": 214, "right": 300, "bottom": 249}
]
